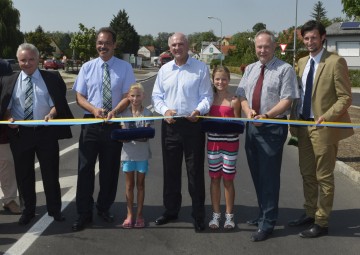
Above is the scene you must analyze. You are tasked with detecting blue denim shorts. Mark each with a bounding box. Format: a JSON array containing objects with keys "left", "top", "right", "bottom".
[{"left": 122, "top": 160, "right": 148, "bottom": 174}]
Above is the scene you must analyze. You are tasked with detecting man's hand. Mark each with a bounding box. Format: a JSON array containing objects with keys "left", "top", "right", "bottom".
[
  {"left": 316, "top": 116, "right": 326, "bottom": 125},
  {"left": 92, "top": 108, "right": 106, "bottom": 118},
  {"left": 186, "top": 110, "right": 200, "bottom": 123},
  {"left": 44, "top": 113, "right": 55, "bottom": 122},
  {"left": 7, "top": 117, "right": 18, "bottom": 129},
  {"left": 164, "top": 109, "right": 177, "bottom": 124}
]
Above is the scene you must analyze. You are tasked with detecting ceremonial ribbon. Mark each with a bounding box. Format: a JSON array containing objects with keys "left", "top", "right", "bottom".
[{"left": 0, "top": 115, "right": 359, "bottom": 128}]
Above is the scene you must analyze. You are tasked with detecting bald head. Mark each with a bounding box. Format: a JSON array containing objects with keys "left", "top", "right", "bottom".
[{"left": 168, "top": 32, "right": 189, "bottom": 66}]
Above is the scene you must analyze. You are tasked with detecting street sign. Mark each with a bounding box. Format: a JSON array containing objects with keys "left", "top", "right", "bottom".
[{"left": 280, "top": 44, "right": 288, "bottom": 52}]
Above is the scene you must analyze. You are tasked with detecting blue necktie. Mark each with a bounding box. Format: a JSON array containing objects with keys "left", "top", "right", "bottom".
[
  {"left": 24, "top": 76, "right": 33, "bottom": 120},
  {"left": 102, "top": 63, "right": 112, "bottom": 115},
  {"left": 302, "top": 59, "right": 315, "bottom": 120}
]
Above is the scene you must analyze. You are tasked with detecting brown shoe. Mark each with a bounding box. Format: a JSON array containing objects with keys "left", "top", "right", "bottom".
[{"left": 3, "top": 200, "right": 22, "bottom": 214}]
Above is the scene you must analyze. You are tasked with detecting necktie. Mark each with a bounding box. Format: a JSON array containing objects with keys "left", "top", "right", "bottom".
[
  {"left": 102, "top": 62, "right": 112, "bottom": 115},
  {"left": 252, "top": 64, "right": 265, "bottom": 114},
  {"left": 24, "top": 76, "right": 33, "bottom": 120},
  {"left": 302, "top": 59, "right": 315, "bottom": 120}
]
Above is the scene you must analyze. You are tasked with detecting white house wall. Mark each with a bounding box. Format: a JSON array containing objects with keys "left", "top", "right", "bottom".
[{"left": 327, "top": 36, "right": 360, "bottom": 70}]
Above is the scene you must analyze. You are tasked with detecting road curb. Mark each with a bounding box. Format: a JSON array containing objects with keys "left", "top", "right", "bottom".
[{"left": 335, "top": 160, "right": 360, "bottom": 184}]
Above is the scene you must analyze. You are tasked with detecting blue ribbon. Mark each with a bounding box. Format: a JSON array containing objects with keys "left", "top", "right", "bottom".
[{"left": 0, "top": 115, "right": 359, "bottom": 128}]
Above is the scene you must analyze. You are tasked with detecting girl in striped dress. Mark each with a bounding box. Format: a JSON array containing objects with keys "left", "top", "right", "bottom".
[{"left": 207, "top": 66, "right": 241, "bottom": 230}]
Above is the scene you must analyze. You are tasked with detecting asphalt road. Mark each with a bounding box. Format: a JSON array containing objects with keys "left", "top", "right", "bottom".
[{"left": 1, "top": 77, "right": 360, "bottom": 255}]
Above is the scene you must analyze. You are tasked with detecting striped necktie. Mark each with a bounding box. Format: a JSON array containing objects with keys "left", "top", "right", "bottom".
[
  {"left": 102, "top": 62, "right": 112, "bottom": 115},
  {"left": 24, "top": 76, "right": 33, "bottom": 120}
]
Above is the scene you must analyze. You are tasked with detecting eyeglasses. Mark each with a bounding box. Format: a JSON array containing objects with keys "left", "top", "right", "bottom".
[{"left": 96, "top": 41, "right": 113, "bottom": 46}]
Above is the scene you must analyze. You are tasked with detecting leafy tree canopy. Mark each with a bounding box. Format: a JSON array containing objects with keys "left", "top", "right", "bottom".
[
  {"left": 0, "top": 0, "right": 23, "bottom": 58},
  {"left": 69, "top": 23, "right": 97, "bottom": 61},
  {"left": 25, "top": 26, "right": 53, "bottom": 57},
  {"left": 341, "top": 0, "right": 360, "bottom": 20},
  {"left": 252, "top": 23, "right": 266, "bottom": 33},
  {"left": 110, "top": 9, "right": 140, "bottom": 56},
  {"left": 311, "top": 1, "right": 331, "bottom": 27}
]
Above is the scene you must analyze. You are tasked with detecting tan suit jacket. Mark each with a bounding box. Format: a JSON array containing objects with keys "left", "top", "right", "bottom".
[{"left": 291, "top": 49, "right": 354, "bottom": 144}]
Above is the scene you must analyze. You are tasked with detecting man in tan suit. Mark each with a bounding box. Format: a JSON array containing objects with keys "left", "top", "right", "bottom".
[{"left": 289, "top": 20, "right": 354, "bottom": 238}]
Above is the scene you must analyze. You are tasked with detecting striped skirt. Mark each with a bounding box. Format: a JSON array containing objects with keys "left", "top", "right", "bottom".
[{"left": 207, "top": 133, "right": 240, "bottom": 180}]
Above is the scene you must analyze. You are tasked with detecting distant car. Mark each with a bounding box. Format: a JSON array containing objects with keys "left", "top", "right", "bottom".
[{"left": 43, "top": 59, "right": 65, "bottom": 70}]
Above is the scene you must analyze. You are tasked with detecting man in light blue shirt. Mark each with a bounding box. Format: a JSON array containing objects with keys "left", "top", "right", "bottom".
[
  {"left": 152, "top": 32, "right": 213, "bottom": 232},
  {"left": 72, "top": 27, "right": 135, "bottom": 231}
]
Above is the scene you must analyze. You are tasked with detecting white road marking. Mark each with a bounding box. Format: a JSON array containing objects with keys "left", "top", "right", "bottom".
[{"left": 5, "top": 143, "right": 100, "bottom": 255}]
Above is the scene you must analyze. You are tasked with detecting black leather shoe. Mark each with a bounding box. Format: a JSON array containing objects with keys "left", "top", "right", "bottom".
[
  {"left": 246, "top": 218, "right": 259, "bottom": 226},
  {"left": 18, "top": 214, "right": 35, "bottom": 225},
  {"left": 288, "top": 213, "right": 315, "bottom": 227},
  {"left": 250, "top": 229, "right": 271, "bottom": 242},
  {"left": 49, "top": 212, "right": 66, "bottom": 222},
  {"left": 155, "top": 215, "right": 178, "bottom": 225},
  {"left": 194, "top": 219, "right": 205, "bottom": 232},
  {"left": 299, "top": 224, "right": 328, "bottom": 238},
  {"left": 97, "top": 211, "right": 114, "bottom": 223},
  {"left": 72, "top": 215, "right": 92, "bottom": 231}
]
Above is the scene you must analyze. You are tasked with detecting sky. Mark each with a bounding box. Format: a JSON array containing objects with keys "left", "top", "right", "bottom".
[{"left": 11, "top": 0, "right": 346, "bottom": 37}]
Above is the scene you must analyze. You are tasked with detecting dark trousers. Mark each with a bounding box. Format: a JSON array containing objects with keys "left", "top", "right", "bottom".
[
  {"left": 161, "top": 119, "right": 205, "bottom": 220},
  {"left": 76, "top": 121, "right": 122, "bottom": 216},
  {"left": 245, "top": 122, "right": 288, "bottom": 233},
  {"left": 8, "top": 126, "right": 61, "bottom": 216}
]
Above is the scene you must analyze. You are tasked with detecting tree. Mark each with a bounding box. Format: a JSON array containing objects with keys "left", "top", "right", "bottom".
[
  {"left": 252, "top": 23, "right": 266, "bottom": 33},
  {"left": 224, "top": 31, "right": 257, "bottom": 66},
  {"left": 311, "top": 1, "right": 331, "bottom": 27},
  {"left": 69, "top": 23, "right": 97, "bottom": 61},
  {"left": 0, "top": 0, "right": 23, "bottom": 58},
  {"left": 49, "top": 31, "right": 73, "bottom": 57},
  {"left": 25, "top": 26, "right": 53, "bottom": 58},
  {"left": 140, "top": 34, "right": 154, "bottom": 47},
  {"left": 110, "top": 9, "right": 140, "bottom": 56},
  {"left": 341, "top": 0, "right": 360, "bottom": 20},
  {"left": 154, "top": 32, "right": 173, "bottom": 54}
]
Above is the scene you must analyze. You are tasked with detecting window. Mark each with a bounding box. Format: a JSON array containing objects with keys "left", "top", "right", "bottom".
[{"left": 337, "top": 42, "right": 360, "bottom": 57}]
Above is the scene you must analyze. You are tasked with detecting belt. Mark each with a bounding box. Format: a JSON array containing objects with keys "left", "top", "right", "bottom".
[
  {"left": 19, "top": 125, "right": 46, "bottom": 131},
  {"left": 300, "top": 114, "right": 315, "bottom": 121}
]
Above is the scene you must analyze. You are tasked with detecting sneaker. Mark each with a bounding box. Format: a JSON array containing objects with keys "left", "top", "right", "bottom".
[
  {"left": 224, "top": 213, "right": 235, "bottom": 229},
  {"left": 209, "top": 212, "right": 221, "bottom": 229},
  {"left": 3, "top": 200, "right": 21, "bottom": 214}
]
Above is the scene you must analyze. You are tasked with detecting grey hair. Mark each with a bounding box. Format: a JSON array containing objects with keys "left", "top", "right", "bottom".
[
  {"left": 16, "top": 43, "right": 40, "bottom": 58},
  {"left": 255, "top": 29, "right": 276, "bottom": 43},
  {"left": 168, "top": 32, "right": 188, "bottom": 47}
]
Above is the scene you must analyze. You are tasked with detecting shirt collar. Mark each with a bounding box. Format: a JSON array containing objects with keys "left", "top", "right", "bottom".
[
  {"left": 309, "top": 48, "right": 324, "bottom": 64},
  {"left": 21, "top": 68, "right": 40, "bottom": 81},
  {"left": 101, "top": 56, "right": 115, "bottom": 67},
  {"left": 171, "top": 55, "right": 191, "bottom": 70},
  {"left": 257, "top": 56, "right": 277, "bottom": 69}
]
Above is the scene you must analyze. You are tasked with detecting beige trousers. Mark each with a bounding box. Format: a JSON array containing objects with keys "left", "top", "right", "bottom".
[
  {"left": 0, "top": 143, "right": 18, "bottom": 205},
  {"left": 297, "top": 126, "right": 338, "bottom": 227}
]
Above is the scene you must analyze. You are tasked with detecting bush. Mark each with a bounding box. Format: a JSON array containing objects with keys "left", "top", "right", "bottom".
[{"left": 349, "top": 70, "right": 360, "bottom": 87}]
